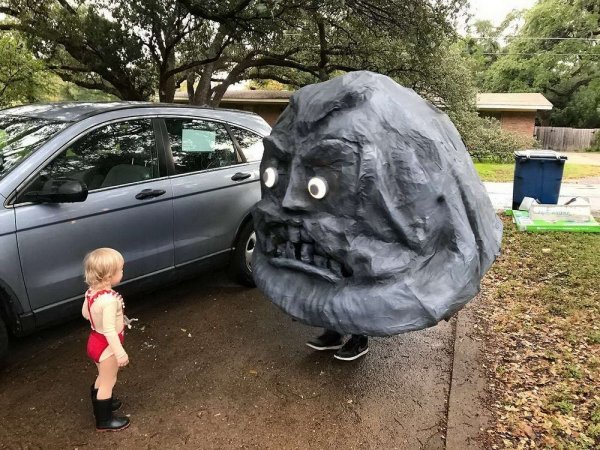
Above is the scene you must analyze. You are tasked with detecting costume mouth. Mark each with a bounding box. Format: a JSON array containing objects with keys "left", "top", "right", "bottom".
[{"left": 260, "top": 223, "right": 353, "bottom": 283}]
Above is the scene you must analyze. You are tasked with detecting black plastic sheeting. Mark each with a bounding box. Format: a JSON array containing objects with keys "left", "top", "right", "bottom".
[{"left": 252, "top": 71, "right": 503, "bottom": 336}]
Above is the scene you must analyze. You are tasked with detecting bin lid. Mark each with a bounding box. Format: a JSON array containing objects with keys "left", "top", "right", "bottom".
[{"left": 514, "top": 150, "right": 568, "bottom": 161}]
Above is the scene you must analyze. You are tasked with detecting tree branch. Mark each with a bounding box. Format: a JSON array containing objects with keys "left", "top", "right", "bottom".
[
  {"left": 0, "top": 23, "right": 24, "bottom": 32},
  {"left": 56, "top": 0, "right": 77, "bottom": 15},
  {"left": 0, "top": 6, "right": 19, "bottom": 16},
  {"left": 178, "top": 0, "right": 254, "bottom": 22},
  {"left": 244, "top": 71, "right": 301, "bottom": 87},
  {"left": 54, "top": 71, "right": 120, "bottom": 97},
  {"left": 163, "top": 35, "right": 233, "bottom": 79},
  {"left": 47, "top": 64, "right": 92, "bottom": 73}
]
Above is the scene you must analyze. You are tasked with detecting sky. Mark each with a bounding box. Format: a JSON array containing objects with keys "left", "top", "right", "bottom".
[{"left": 467, "top": 0, "right": 537, "bottom": 26}]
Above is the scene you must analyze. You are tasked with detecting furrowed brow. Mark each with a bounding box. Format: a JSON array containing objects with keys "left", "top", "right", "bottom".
[{"left": 302, "top": 141, "right": 351, "bottom": 165}]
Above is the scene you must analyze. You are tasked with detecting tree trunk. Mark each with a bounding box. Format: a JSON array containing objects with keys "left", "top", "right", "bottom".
[
  {"left": 192, "top": 64, "right": 214, "bottom": 105},
  {"left": 186, "top": 73, "right": 196, "bottom": 102},
  {"left": 159, "top": 77, "right": 176, "bottom": 103},
  {"left": 316, "top": 16, "right": 329, "bottom": 82},
  {"left": 211, "top": 81, "right": 231, "bottom": 106},
  {"left": 159, "top": 53, "right": 177, "bottom": 103}
]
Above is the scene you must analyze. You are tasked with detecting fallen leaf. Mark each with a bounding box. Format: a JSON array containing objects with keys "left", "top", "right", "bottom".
[{"left": 517, "top": 422, "right": 535, "bottom": 439}]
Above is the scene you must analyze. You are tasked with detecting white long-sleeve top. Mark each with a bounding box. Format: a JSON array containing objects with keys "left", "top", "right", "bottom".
[{"left": 82, "top": 290, "right": 127, "bottom": 360}]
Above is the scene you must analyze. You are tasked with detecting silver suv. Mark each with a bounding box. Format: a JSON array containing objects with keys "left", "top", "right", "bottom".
[{"left": 0, "top": 102, "right": 270, "bottom": 359}]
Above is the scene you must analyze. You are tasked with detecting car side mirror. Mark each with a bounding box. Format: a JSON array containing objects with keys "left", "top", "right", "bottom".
[{"left": 22, "top": 178, "right": 88, "bottom": 203}]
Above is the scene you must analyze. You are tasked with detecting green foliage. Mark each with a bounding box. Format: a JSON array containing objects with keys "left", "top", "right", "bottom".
[
  {"left": 588, "top": 423, "right": 600, "bottom": 439},
  {"left": 53, "top": 80, "right": 118, "bottom": 102},
  {"left": 592, "top": 402, "right": 600, "bottom": 423},
  {"left": 589, "top": 330, "right": 600, "bottom": 344},
  {"left": 1, "top": 0, "right": 469, "bottom": 105},
  {"left": 0, "top": 33, "right": 49, "bottom": 106},
  {"left": 552, "top": 399, "right": 575, "bottom": 415},
  {"left": 471, "top": 0, "right": 600, "bottom": 128},
  {"left": 561, "top": 364, "right": 582, "bottom": 380},
  {"left": 449, "top": 109, "right": 536, "bottom": 162},
  {"left": 408, "top": 42, "right": 534, "bottom": 164},
  {"left": 586, "top": 130, "right": 600, "bottom": 152},
  {"left": 550, "top": 78, "right": 600, "bottom": 129}
]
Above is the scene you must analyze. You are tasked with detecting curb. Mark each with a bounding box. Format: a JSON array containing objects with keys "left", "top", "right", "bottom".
[{"left": 446, "top": 299, "right": 492, "bottom": 449}]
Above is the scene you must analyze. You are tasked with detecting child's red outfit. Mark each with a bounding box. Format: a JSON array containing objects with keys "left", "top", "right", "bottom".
[{"left": 82, "top": 289, "right": 126, "bottom": 363}]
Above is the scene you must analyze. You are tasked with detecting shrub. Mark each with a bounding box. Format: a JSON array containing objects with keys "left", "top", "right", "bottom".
[
  {"left": 449, "top": 109, "right": 537, "bottom": 163},
  {"left": 586, "top": 131, "right": 600, "bottom": 152}
]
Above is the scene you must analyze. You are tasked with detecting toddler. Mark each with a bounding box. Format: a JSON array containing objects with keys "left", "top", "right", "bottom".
[{"left": 82, "top": 248, "right": 130, "bottom": 432}]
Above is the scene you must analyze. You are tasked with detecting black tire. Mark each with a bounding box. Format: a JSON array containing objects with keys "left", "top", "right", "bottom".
[
  {"left": 231, "top": 221, "right": 257, "bottom": 287},
  {"left": 0, "top": 316, "right": 8, "bottom": 362}
]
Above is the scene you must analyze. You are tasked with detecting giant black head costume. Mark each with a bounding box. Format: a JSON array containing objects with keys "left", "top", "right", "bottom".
[{"left": 252, "top": 71, "right": 502, "bottom": 336}]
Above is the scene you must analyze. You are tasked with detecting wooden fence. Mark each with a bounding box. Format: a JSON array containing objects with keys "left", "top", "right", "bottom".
[{"left": 534, "top": 126, "right": 598, "bottom": 152}]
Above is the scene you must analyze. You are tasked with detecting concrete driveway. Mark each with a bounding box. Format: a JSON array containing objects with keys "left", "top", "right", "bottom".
[
  {"left": 484, "top": 152, "right": 600, "bottom": 212},
  {"left": 0, "top": 272, "right": 473, "bottom": 450},
  {"left": 564, "top": 152, "right": 600, "bottom": 166},
  {"left": 484, "top": 181, "right": 600, "bottom": 212}
]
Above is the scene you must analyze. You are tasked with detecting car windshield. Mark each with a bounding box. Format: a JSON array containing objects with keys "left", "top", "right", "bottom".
[{"left": 0, "top": 114, "right": 68, "bottom": 180}]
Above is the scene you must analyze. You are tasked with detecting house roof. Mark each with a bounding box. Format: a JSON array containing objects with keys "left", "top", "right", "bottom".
[
  {"left": 221, "top": 91, "right": 554, "bottom": 111},
  {"left": 175, "top": 89, "right": 553, "bottom": 112},
  {"left": 222, "top": 89, "right": 293, "bottom": 103},
  {"left": 476, "top": 93, "right": 553, "bottom": 111},
  {"left": 174, "top": 89, "right": 293, "bottom": 104}
]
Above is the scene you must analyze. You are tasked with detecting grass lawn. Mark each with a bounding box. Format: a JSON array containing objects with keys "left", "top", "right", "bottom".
[
  {"left": 474, "top": 163, "right": 600, "bottom": 182},
  {"left": 479, "top": 216, "right": 600, "bottom": 449}
]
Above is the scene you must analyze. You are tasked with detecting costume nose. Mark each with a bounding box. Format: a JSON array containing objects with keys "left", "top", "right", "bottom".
[{"left": 282, "top": 164, "right": 311, "bottom": 212}]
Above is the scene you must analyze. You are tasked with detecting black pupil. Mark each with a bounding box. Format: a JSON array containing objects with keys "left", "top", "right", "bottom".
[{"left": 309, "top": 184, "right": 319, "bottom": 195}]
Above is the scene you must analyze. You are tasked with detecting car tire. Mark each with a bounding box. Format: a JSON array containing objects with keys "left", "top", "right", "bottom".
[
  {"left": 231, "top": 221, "right": 256, "bottom": 287},
  {"left": 0, "top": 316, "right": 8, "bottom": 362}
]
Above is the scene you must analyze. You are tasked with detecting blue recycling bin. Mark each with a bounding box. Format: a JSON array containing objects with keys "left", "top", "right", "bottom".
[{"left": 512, "top": 150, "right": 567, "bottom": 210}]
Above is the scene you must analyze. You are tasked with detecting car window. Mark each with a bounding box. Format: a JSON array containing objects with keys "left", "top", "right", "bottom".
[
  {"left": 230, "top": 126, "right": 264, "bottom": 162},
  {"left": 0, "top": 115, "right": 67, "bottom": 181},
  {"left": 17, "top": 119, "right": 158, "bottom": 201},
  {"left": 164, "top": 118, "right": 240, "bottom": 174}
]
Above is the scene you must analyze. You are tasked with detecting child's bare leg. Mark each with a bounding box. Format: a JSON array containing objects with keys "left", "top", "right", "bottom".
[
  {"left": 96, "top": 356, "right": 118, "bottom": 400},
  {"left": 94, "top": 362, "right": 101, "bottom": 389}
]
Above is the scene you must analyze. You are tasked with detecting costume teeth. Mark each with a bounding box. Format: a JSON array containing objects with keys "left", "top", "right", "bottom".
[{"left": 266, "top": 225, "right": 350, "bottom": 278}]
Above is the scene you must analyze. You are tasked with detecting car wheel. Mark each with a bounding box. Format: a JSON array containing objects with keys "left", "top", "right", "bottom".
[
  {"left": 231, "top": 221, "right": 256, "bottom": 287},
  {"left": 0, "top": 316, "right": 8, "bottom": 362}
]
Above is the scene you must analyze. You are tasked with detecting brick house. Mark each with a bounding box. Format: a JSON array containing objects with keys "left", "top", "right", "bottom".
[
  {"left": 219, "top": 90, "right": 292, "bottom": 126},
  {"left": 175, "top": 90, "right": 552, "bottom": 139},
  {"left": 174, "top": 89, "right": 292, "bottom": 125},
  {"left": 476, "top": 93, "right": 553, "bottom": 139}
]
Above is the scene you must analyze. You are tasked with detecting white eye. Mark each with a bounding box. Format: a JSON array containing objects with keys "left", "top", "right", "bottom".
[
  {"left": 263, "top": 167, "right": 278, "bottom": 188},
  {"left": 307, "top": 177, "right": 328, "bottom": 199}
]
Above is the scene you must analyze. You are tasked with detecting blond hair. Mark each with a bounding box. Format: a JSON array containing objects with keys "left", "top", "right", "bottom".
[{"left": 84, "top": 248, "right": 124, "bottom": 287}]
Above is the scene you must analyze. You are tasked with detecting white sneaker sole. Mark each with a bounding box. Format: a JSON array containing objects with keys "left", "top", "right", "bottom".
[
  {"left": 306, "top": 342, "right": 344, "bottom": 351},
  {"left": 333, "top": 348, "right": 369, "bottom": 361}
]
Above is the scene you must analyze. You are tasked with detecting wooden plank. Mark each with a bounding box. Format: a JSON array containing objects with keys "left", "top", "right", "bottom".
[{"left": 534, "top": 127, "right": 598, "bottom": 151}]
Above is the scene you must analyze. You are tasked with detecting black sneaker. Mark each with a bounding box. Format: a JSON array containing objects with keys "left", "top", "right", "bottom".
[
  {"left": 306, "top": 330, "right": 345, "bottom": 351},
  {"left": 334, "top": 335, "right": 369, "bottom": 361}
]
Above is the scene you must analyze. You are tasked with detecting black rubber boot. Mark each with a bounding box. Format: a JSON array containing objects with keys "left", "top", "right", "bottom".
[
  {"left": 93, "top": 397, "right": 130, "bottom": 432},
  {"left": 90, "top": 384, "right": 122, "bottom": 411}
]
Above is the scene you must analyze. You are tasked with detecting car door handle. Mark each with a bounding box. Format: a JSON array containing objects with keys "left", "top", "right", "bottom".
[
  {"left": 231, "top": 172, "right": 252, "bottom": 181},
  {"left": 135, "top": 189, "right": 166, "bottom": 200}
]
